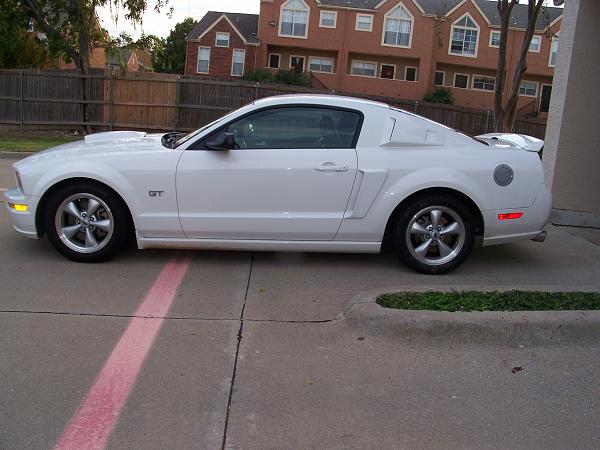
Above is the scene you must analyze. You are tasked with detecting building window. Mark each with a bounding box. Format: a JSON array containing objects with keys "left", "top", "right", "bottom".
[
  {"left": 454, "top": 73, "right": 469, "bottom": 89},
  {"left": 519, "top": 80, "right": 538, "bottom": 97},
  {"left": 450, "top": 14, "right": 479, "bottom": 57},
  {"left": 549, "top": 36, "right": 558, "bottom": 67},
  {"left": 434, "top": 71, "right": 445, "bottom": 86},
  {"left": 383, "top": 3, "right": 413, "bottom": 47},
  {"left": 380, "top": 64, "right": 396, "bottom": 80},
  {"left": 405, "top": 66, "right": 417, "bottom": 82},
  {"left": 197, "top": 47, "right": 210, "bottom": 74},
  {"left": 290, "top": 55, "right": 305, "bottom": 72},
  {"left": 540, "top": 84, "right": 552, "bottom": 113},
  {"left": 529, "top": 35, "right": 541, "bottom": 52},
  {"left": 351, "top": 61, "right": 376, "bottom": 77},
  {"left": 268, "top": 53, "right": 281, "bottom": 69},
  {"left": 309, "top": 57, "right": 334, "bottom": 73},
  {"left": 489, "top": 30, "right": 501, "bottom": 48},
  {"left": 472, "top": 75, "right": 495, "bottom": 91},
  {"left": 231, "top": 49, "right": 246, "bottom": 76},
  {"left": 320, "top": 11, "right": 337, "bottom": 28},
  {"left": 355, "top": 14, "right": 373, "bottom": 32},
  {"left": 215, "top": 32, "right": 230, "bottom": 47},
  {"left": 280, "top": 0, "right": 309, "bottom": 38}
]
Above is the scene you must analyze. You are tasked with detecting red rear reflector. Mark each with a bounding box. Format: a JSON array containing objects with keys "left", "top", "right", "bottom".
[{"left": 498, "top": 212, "right": 523, "bottom": 220}]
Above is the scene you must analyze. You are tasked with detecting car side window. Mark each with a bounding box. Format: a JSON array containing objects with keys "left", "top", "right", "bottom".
[{"left": 215, "top": 107, "right": 361, "bottom": 150}]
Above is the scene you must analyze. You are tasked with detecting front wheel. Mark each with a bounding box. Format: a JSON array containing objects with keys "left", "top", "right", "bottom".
[
  {"left": 44, "top": 183, "right": 131, "bottom": 262},
  {"left": 393, "top": 194, "right": 476, "bottom": 275}
]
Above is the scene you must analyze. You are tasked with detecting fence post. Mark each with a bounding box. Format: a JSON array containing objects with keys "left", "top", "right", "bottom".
[
  {"left": 485, "top": 110, "right": 490, "bottom": 133},
  {"left": 173, "top": 76, "right": 180, "bottom": 131},
  {"left": 19, "top": 70, "right": 24, "bottom": 132},
  {"left": 108, "top": 70, "right": 114, "bottom": 131},
  {"left": 414, "top": 100, "right": 418, "bottom": 114}
]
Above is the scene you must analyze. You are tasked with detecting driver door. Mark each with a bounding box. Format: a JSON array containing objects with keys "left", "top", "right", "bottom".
[{"left": 176, "top": 105, "right": 362, "bottom": 240}]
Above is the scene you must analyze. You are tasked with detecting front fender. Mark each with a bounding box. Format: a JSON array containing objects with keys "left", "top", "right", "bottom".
[{"left": 28, "top": 161, "right": 142, "bottom": 229}]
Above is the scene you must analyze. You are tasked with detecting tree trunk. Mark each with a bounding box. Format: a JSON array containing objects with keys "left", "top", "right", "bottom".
[
  {"left": 493, "top": 0, "right": 545, "bottom": 132},
  {"left": 72, "top": 0, "right": 93, "bottom": 134},
  {"left": 493, "top": 0, "right": 515, "bottom": 132}
]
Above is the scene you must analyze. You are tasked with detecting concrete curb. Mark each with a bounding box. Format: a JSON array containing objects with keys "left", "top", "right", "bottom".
[
  {"left": 0, "top": 152, "right": 34, "bottom": 159},
  {"left": 341, "top": 286, "right": 600, "bottom": 346}
]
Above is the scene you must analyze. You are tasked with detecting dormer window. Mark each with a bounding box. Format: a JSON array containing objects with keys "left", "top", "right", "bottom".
[
  {"left": 449, "top": 14, "right": 480, "bottom": 57},
  {"left": 280, "top": 0, "right": 309, "bottom": 38},
  {"left": 382, "top": 3, "right": 414, "bottom": 48}
]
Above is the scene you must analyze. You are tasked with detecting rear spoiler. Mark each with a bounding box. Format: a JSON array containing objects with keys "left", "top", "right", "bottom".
[{"left": 476, "top": 133, "right": 544, "bottom": 152}]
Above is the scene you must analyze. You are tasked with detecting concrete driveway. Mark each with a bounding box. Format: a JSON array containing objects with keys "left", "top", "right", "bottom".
[{"left": 1, "top": 157, "right": 600, "bottom": 449}]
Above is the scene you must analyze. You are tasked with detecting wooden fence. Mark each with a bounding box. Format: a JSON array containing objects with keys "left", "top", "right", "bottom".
[{"left": 0, "top": 69, "right": 547, "bottom": 138}]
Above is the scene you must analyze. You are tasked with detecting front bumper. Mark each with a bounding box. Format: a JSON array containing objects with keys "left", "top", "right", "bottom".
[
  {"left": 482, "top": 184, "right": 552, "bottom": 246},
  {"left": 3, "top": 187, "right": 39, "bottom": 239}
]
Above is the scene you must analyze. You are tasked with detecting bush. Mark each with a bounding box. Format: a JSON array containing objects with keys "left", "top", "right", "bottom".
[
  {"left": 273, "top": 69, "right": 309, "bottom": 86},
  {"left": 423, "top": 87, "right": 455, "bottom": 105},
  {"left": 242, "top": 69, "right": 273, "bottom": 83}
]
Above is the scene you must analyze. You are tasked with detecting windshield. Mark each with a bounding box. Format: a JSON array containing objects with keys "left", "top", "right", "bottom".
[{"left": 172, "top": 110, "right": 240, "bottom": 148}]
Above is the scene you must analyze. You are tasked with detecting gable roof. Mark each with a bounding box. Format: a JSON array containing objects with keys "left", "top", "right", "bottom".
[
  {"left": 187, "top": 11, "right": 259, "bottom": 44},
  {"left": 106, "top": 48, "right": 133, "bottom": 67},
  {"left": 318, "top": 0, "right": 562, "bottom": 30}
]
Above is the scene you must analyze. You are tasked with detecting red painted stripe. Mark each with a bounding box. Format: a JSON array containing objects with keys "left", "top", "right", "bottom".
[{"left": 54, "top": 253, "right": 193, "bottom": 450}]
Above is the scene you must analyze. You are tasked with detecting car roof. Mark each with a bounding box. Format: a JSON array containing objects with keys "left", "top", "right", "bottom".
[{"left": 252, "top": 94, "right": 390, "bottom": 111}]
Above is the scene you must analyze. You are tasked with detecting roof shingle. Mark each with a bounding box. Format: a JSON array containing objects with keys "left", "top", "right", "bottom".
[{"left": 318, "top": 0, "right": 562, "bottom": 30}]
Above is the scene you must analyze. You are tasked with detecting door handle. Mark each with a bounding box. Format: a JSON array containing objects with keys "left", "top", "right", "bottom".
[{"left": 315, "top": 162, "right": 350, "bottom": 172}]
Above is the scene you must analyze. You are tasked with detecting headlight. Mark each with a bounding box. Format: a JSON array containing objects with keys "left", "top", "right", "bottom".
[{"left": 15, "top": 170, "right": 24, "bottom": 193}]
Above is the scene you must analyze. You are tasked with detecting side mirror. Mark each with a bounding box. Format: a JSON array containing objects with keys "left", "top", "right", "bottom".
[{"left": 206, "top": 132, "right": 236, "bottom": 150}]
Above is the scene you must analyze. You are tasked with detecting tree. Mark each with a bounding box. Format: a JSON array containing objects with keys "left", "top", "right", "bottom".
[
  {"left": 494, "top": 0, "right": 548, "bottom": 132},
  {"left": 18, "top": 0, "right": 171, "bottom": 131},
  {"left": 153, "top": 17, "right": 196, "bottom": 74},
  {"left": 0, "top": 0, "right": 49, "bottom": 68}
]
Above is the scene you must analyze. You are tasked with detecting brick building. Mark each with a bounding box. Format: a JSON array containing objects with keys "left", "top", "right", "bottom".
[
  {"left": 185, "top": 0, "right": 562, "bottom": 115},
  {"left": 185, "top": 12, "right": 260, "bottom": 79}
]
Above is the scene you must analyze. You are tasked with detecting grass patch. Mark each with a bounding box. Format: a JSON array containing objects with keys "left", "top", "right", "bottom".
[
  {"left": 0, "top": 136, "right": 80, "bottom": 152},
  {"left": 376, "top": 291, "right": 600, "bottom": 312}
]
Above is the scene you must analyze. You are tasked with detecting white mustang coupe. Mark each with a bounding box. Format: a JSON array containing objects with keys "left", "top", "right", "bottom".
[{"left": 4, "top": 95, "right": 551, "bottom": 274}]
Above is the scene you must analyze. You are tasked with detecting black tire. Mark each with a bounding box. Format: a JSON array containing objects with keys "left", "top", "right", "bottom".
[
  {"left": 393, "top": 193, "right": 476, "bottom": 275},
  {"left": 43, "top": 182, "right": 131, "bottom": 262}
]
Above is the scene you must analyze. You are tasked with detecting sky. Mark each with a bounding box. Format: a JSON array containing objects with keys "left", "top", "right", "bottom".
[
  {"left": 98, "top": 0, "right": 260, "bottom": 39},
  {"left": 97, "top": 0, "right": 562, "bottom": 39}
]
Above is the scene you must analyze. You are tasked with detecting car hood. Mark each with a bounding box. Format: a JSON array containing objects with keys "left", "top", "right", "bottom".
[{"left": 16, "top": 131, "right": 167, "bottom": 167}]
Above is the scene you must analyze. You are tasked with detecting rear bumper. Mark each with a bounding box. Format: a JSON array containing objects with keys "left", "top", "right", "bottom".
[
  {"left": 3, "top": 187, "right": 39, "bottom": 239},
  {"left": 482, "top": 184, "right": 552, "bottom": 246}
]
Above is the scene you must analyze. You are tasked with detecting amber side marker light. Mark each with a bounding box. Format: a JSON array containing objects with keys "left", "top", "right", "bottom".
[
  {"left": 8, "top": 203, "right": 28, "bottom": 212},
  {"left": 498, "top": 212, "right": 523, "bottom": 220}
]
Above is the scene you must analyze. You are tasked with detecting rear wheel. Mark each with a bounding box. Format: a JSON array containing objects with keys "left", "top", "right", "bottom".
[
  {"left": 393, "top": 194, "right": 476, "bottom": 274},
  {"left": 44, "top": 183, "right": 130, "bottom": 262}
]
